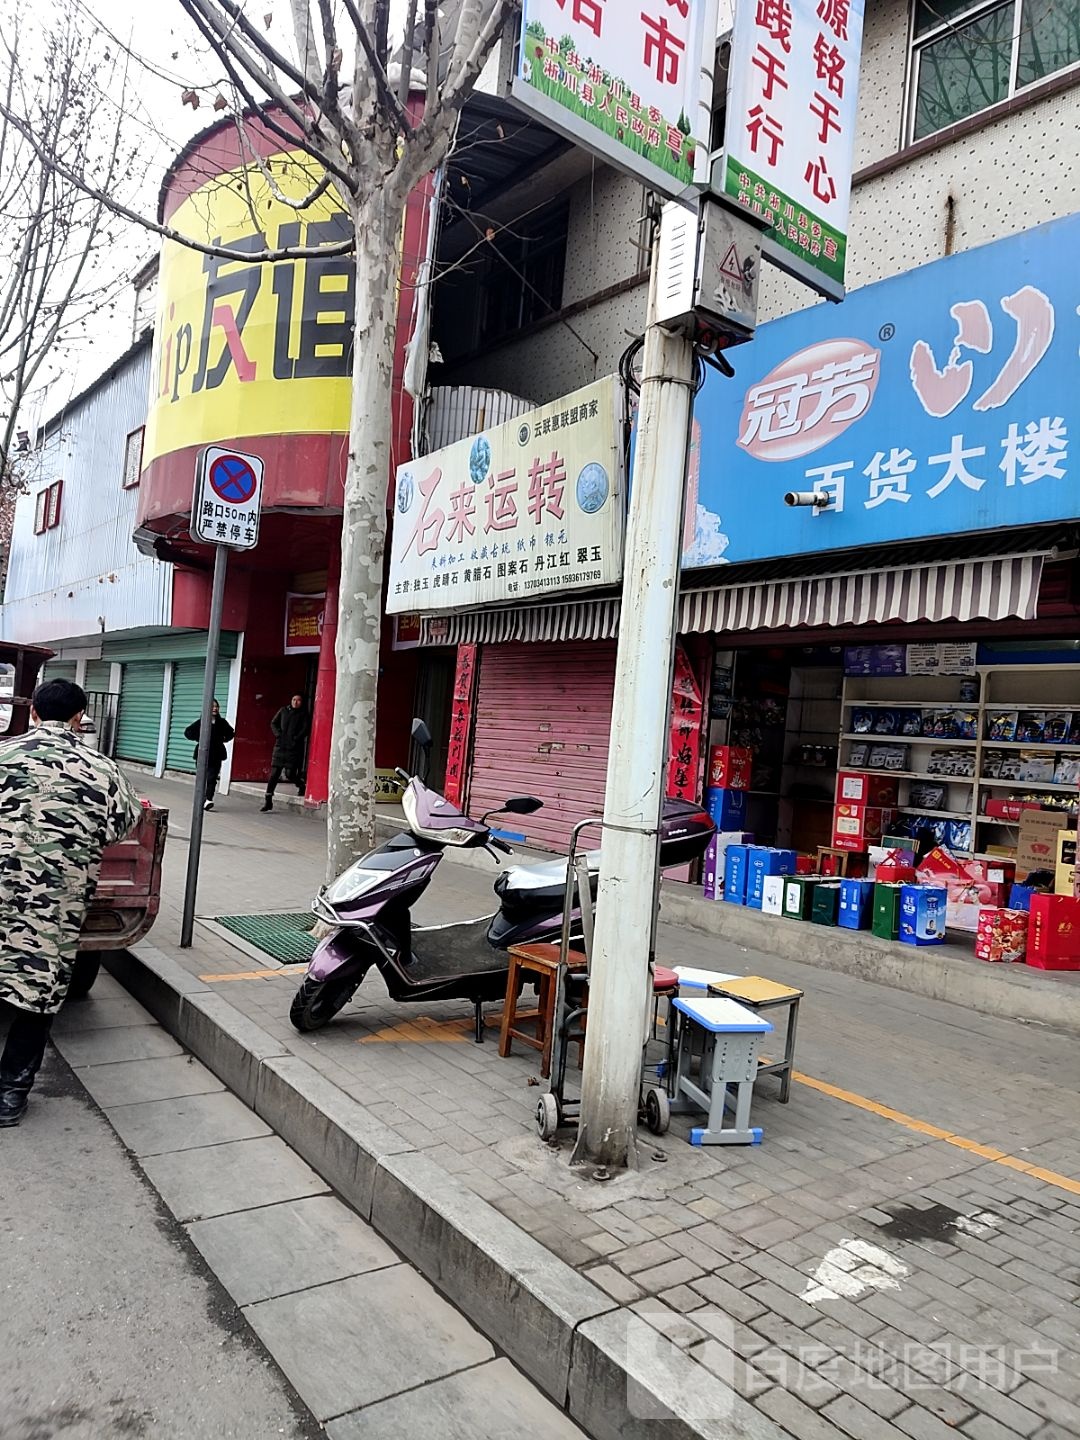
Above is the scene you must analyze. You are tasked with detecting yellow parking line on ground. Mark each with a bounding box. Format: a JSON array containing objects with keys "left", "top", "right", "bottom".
[
  {"left": 793, "top": 1069, "right": 1080, "bottom": 1198},
  {"left": 198, "top": 964, "right": 308, "bottom": 981}
]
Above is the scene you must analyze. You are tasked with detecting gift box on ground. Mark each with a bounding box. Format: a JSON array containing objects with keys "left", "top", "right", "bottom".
[
  {"left": 975, "top": 907, "right": 1029, "bottom": 963},
  {"left": 919, "top": 847, "right": 1012, "bottom": 932},
  {"left": 761, "top": 875, "right": 786, "bottom": 916},
  {"left": 783, "top": 875, "right": 822, "bottom": 920},
  {"left": 746, "top": 847, "right": 798, "bottom": 909},
  {"left": 708, "top": 745, "right": 752, "bottom": 790},
  {"left": 899, "top": 884, "right": 947, "bottom": 946},
  {"left": 811, "top": 882, "right": 842, "bottom": 926},
  {"left": 872, "top": 883, "right": 904, "bottom": 940},
  {"left": 706, "top": 785, "right": 748, "bottom": 832},
  {"left": 703, "top": 832, "right": 754, "bottom": 899},
  {"left": 1028, "top": 893, "right": 1080, "bottom": 969},
  {"left": 723, "top": 844, "right": 751, "bottom": 905},
  {"left": 839, "top": 878, "right": 875, "bottom": 930}
]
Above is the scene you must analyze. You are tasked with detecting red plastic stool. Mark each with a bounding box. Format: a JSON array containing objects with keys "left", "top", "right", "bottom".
[{"left": 652, "top": 965, "right": 679, "bottom": 1038}]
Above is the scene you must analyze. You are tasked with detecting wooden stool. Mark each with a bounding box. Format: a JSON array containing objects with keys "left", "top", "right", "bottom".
[
  {"left": 706, "top": 975, "right": 803, "bottom": 1103},
  {"left": 499, "top": 943, "right": 587, "bottom": 1079}
]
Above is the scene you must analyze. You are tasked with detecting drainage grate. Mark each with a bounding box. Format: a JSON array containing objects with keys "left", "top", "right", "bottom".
[{"left": 215, "top": 911, "right": 318, "bottom": 964}]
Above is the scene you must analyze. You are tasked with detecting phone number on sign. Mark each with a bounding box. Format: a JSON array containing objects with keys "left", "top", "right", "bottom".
[{"left": 522, "top": 569, "right": 605, "bottom": 592}]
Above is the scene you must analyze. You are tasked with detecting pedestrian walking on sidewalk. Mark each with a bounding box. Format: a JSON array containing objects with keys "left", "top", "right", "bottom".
[
  {"left": 261, "top": 693, "right": 309, "bottom": 812},
  {"left": 0, "top": 679, "right": 142, "bottom": 1128},
  {"left": 184, "top": 699, "right": 235, "bottom": 811}
]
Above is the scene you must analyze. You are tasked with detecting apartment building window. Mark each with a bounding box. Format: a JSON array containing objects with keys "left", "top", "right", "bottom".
[
  {"left": 477, "top": 203, "right": 569, "bottom": 347},
  {"left": 122, "top": 426, "right": 144, "bottom": 489},
  {"left": 33, "top": 480, "right": 62, "bottom": 534},
  {"left": 910, "top": 0, "right": 1080, "bottom": 141}
]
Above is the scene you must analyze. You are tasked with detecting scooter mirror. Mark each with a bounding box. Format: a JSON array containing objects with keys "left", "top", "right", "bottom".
[
  {"left": 410, "top": 717, "right": 433, "bottom": 749},
  {"left": 503, "top": 795, "right": 543, "bottom": 815}
]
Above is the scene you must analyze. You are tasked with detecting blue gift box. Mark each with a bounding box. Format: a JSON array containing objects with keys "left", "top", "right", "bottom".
[
  {"left": 1007, "top": 882, "right": 1035, "bottom": 913},
  {"left": 838, "top": 878, "right": 875, "bottom": 930},
  {"left": 723, "top": 845, "right": 750, "bottom": 905},
  {"left": 746, "top": 847, "right": 798, "bottom": 909},
  {"left": 899, "top": 884, "right": 947, "bottom": 945},
  {"left": 706, "top": 785, "right": 748, "bottom": 831}
]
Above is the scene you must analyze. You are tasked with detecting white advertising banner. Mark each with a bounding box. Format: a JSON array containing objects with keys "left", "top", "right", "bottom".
[
  {"left": 512, "top": 0, "right": 719, "bottom": 199},
  {"left": 388, "top": 377, "right": 625, "bottom": 615},
  {"left": 721, "top": 0, "right": 865, "bottom": 298}
]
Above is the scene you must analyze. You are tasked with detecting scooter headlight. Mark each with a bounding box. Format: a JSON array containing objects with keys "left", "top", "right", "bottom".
[{"left": 324, "top": 863, "right": 388, "bottom": 905}]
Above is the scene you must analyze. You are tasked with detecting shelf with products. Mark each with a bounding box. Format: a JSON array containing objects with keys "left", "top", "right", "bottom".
[
  {"left": 841, "top": 734, "right": 978, "bottom": 747},
  {"left": 896, "top": 807, "right": 971, "bottom": 820},
  {"left": 978, "top": 778, "right": 1080, "bottom": 793},
  {"left": 979, "top": 740, "right": 1080, "bottom": 754}
]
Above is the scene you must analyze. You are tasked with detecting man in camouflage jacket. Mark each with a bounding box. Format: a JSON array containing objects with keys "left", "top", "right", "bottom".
[{"left": 0, "top": 679, "right": 142, "bottom": 1126}]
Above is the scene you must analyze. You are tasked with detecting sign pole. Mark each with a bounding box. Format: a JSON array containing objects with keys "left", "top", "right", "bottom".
[
  {"left": 180, "top": 542, "right": 229, "bottom": 949},
  {"left": 572, "top": 236, "right": 698, "bottom": 1170}
]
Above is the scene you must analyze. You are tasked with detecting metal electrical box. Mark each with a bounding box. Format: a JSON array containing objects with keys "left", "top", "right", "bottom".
[{"left": 655, "top": 199, "right": 761, "bottom": 344}]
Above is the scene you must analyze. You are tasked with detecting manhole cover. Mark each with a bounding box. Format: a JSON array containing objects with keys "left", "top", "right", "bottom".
[{"left": 215, "top": 912, "right": 318, "bottom": 964}]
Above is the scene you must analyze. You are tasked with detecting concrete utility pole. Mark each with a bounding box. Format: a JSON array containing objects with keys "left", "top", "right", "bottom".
[{"left": 573, "top": 241, "right": 697, "bottom": 1170}]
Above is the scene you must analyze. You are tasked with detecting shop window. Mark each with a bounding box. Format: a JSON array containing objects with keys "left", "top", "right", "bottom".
[
  {"left": 122, "top": 426, "right": 144, "bottom": 489},
  {"left": 34, "top": 480, "right": 62, "bottom": 534},
  {"left": 476, "top": 202, "right": 569, "bottom": 347},
  {"left": 909, "top": 0, "right": 1080, "bottom": 142}
]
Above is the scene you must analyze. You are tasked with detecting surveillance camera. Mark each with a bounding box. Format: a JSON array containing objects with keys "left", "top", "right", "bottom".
[{"left": 784, "top": 491, "right": 829, "bottom": 508}]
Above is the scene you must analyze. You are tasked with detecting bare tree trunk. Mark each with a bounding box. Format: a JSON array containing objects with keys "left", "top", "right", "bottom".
[{"left": 327, "top": 185, "right": 402, "bottom": 878}]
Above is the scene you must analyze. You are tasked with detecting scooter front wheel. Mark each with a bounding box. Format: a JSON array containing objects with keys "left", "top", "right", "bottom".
[{"left": 290, "top": 974, "right": 360, "bottom": 1032}]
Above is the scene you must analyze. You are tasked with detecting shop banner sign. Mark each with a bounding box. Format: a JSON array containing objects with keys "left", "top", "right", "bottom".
[
  {"left": 684, "top": 215, "right": 1080, "bottom": 568},
  {"left": 512, "top": 0, "right": 719, "bottom": 199},
  {"left": 283, "top": 592, "right": 325, "bottom": 654},
  {"left": 444, "top": 644, "right": 478, "bottom": 808},
  {"left": 668, "top": 643, "right": 705, "bottom": 800},
  {"left": 388, "top": 376, "right": 625, "bottom": 614},
  {"left": 721, "top": 0, "right": 864, "bottom": 298}
]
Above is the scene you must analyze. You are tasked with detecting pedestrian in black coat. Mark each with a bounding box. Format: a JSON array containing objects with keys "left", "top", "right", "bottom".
[
  {"left": 184, "top": 700, "right": 235, "bottom": 811},
  {"left": 261, "top": 694, "right": 309, "bottom": 812}
]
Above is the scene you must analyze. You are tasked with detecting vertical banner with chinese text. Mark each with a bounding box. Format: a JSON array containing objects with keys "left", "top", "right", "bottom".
[
  {"left": 721, "top": 0, "right": 865, "bottom": 297},
  {"left": 667, "top": 643, "right": 705, "bottom": 800},
  {"left": 444, "top": 644, "right": 478, "bottom": 808},
  {"left": 512, "top": 0, "right": 719, "bottom": 199}
]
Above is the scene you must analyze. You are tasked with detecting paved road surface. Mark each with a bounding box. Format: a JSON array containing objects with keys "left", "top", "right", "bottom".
[{"left": 0, "top": 1026, "right": 319, "bottom": 1440}]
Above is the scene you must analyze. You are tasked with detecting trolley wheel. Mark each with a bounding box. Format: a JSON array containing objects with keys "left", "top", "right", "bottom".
[
  {"left": 644, "top": 1086, "right": 670, "bottom": 1136},
  {"left": 536, "top": 1092, "right": 560, "bottom": 1140}
]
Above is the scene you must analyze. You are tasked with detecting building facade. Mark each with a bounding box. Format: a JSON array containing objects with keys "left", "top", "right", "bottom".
[{"left": 411, "top": 0, "right": 1080, "bottom": 854}]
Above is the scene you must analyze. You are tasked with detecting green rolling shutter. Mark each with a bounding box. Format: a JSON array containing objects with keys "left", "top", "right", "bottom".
[
  {"left": 115, "top": 663, "right": 166, "bottom": 764},
  {"left": 41, "top": 661, "right": 77, "bottom": 685},
  {"left": 165, "top": 658, "right": 233, "bottom": 772},
  {"left": 84, "top": 660, "right": 114, "bottom": 693}
]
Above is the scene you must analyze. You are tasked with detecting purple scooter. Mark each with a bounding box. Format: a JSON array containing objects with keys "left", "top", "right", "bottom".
[{"left": 290, "top": 719, "right": 715, "bottom": 1040}]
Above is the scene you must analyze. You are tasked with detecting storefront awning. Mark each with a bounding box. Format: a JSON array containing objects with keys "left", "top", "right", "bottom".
[
  {"left": 420, "top": 597, "right": 621, "bottom": 646},
  {"left": 679, "top": 552, "right": 1047, "bottom": 635},
  {"left": 418, "top": 550, "right": 1053, "bottom": 646}
]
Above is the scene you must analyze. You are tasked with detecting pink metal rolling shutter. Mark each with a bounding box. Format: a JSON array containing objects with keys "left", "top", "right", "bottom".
[{"left": 468, "top": 641, "right": 616, "bottom": 854}]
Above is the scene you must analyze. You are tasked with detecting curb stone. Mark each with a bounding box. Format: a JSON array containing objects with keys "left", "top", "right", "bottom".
[{"left": 106, "top": 946, "right": 784, "bottom": 1438}]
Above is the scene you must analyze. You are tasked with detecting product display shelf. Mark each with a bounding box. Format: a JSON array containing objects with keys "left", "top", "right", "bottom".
[{"left": 840, "top": 663, "right": 1080, "bottom": 862}]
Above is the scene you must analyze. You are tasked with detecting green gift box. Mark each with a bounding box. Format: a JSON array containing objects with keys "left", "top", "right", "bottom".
[
  {"left": 873, "top": 883, "right": 903, "bottom": 940},
  {"left": 811, "top": 882, "right": 842, "bottom": 926},
  {"left": 783, "top": 875, "right": 821, "bottom": 920}
]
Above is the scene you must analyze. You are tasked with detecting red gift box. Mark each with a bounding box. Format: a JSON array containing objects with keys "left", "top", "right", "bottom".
[
  {"left": 920, "top": 848, "right": 1012, "bottom": 931},
  {"left": 708, "top": 746, "right": 752, "bottom": 791},
  {"left": 985, "top": 798, "right": 1044, "bottom": 822},
  {"left": 836, "top": 771, "right": 900, "bottom": 808},
  {"left": 796, "top": 854, "right": 816, "bottom": 874},
  {"left": 975, "top": 907, "right": 1029, "bottom": 963},
  {"left": 1028, "top": 894, "right": 1080, "bottom": 969},
  {"left": 832, "top": 805, "right": 896, "bottom": 852}
]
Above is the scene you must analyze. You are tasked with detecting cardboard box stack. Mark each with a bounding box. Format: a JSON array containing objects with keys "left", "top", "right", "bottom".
[{"left": 707, "top": 746, "right": 752, "bottom": 835}]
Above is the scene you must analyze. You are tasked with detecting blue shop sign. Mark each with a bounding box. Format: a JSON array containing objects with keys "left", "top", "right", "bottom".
[{"left": 684, "top": 214, "right": 1078, "bottom": 568}]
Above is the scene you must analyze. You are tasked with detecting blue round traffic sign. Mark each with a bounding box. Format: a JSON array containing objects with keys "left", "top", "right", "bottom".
[{"left": 209, "top": 453, "right": 257, "bottom": 504}]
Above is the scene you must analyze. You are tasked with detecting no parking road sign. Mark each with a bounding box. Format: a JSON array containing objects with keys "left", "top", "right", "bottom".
[{"left": 193, "top": 445, "right": 265, "bottom": 550}]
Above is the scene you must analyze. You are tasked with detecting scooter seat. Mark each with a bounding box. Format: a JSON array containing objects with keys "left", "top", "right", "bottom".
[{"left": 495, "top": 850, "right": 601, "bottom": 909}]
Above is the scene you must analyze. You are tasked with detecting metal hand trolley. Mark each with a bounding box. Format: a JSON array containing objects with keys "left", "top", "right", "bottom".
[{"left": 534, "top": 819, "right": 672, "bottom": 1143}]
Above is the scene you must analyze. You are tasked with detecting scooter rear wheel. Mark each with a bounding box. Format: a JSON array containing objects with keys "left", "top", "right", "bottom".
[{"left": 290, "top": 975, "right": 359, "bottom": 1032}]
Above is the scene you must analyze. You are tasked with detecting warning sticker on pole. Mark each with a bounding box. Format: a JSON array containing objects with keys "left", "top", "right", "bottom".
[{"left": 192, "top": 446, "right": 265, "bottom": 549}]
